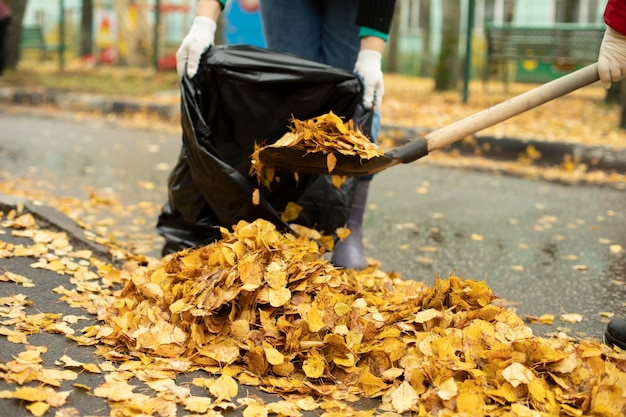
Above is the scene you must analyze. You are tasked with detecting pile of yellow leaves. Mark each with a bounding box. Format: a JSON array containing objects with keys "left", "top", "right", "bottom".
[
  {"left": 250, "top": 112, "right": 384, "bottom": 185},
  {"left": 273, "top": 112, "right": 383, "bottom": 159},
  {"left": 97, "top": 218, "right": 626, "bottom": 416},
  {"left": 2, "top": 210, "right": 626, "bottom": 416}
]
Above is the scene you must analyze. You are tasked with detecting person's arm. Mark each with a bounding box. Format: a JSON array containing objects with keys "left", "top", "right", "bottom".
[
  {"left": 175, "top": 0, "right": 224, "bottom": 78},
  {"left": 598, "top": 0, "right": 626, "bottom": 88},
  {"left": 353, "top": 0, "right": 397, "bottom": 109},
  {"left": 196, "top": 0, "right": 223, "bottom": 20}
]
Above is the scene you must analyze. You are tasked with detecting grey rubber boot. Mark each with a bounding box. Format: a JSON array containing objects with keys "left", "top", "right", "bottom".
[
  {"left": 331, "top": 180, "right": 370, "bottom": 270},
  {"left": 605, "top": 317, "right": 626, "bottom": 350}
]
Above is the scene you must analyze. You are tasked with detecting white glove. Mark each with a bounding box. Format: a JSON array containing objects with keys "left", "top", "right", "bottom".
[
  {"left": 176, "top": 16, "right": 217, "bottom": 78},
  {"left": 354, "top": 50, "right": 384, "bottom": 109},
  {"left": 598, "top": 27, "right": 626, "bottom": 89}
]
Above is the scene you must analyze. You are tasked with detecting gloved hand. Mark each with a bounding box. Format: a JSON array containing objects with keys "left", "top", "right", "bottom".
[
  {"left": 598, "top": 27, "right": 626, "bottom": 89},
  {"left": 354, "top": 50, "right": 384, "bottom": 109},
  {"left": 175, "top": 16, "right": 217, "bottom": 78}
]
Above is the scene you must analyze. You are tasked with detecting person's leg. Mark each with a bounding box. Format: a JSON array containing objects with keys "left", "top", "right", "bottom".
[
  {"left": 258, "top": 0, "right": 322, "bottom": 61},
  {"left": 331, "top": 111, "right": 381, "bottom": 270},
  {"left": 260, "top": 0, "right": 377, "bottom": 269},
  {"left": 319, "top": 0, "right": 379, "bottom": 269},
  {"left": 319, "top": 0, "right": 360, "bottom": 71}
]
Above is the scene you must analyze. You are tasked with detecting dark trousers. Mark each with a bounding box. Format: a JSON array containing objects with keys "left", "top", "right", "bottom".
[{"left": 0, "top": 16, "right": 10, "bottom": 76}]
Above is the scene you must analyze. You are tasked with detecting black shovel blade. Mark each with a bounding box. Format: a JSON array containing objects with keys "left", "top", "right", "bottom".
[
  {"left": 257, "top": 147, "right": 397, "bottom": 176},
  {"left": 257, "top": 137, "right": 429, "bottom": 176}
]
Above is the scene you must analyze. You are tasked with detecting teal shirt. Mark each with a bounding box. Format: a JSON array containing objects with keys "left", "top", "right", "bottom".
[{"left": 359, "top": 27, "right": 388, "bottom": 41}]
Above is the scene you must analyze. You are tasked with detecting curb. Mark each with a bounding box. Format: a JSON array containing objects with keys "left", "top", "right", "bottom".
[
  {"left": 0, "top": 88, "right": 180, "bottom": 122},
  {"left": 0, "top": 193, "right": 113, "bottom": 262},
  {"left": 2, "top": 88, "right": 626, "bottom": 173},
  {"left": 382, "top": 125, "right": 626, "bottom": 173}
]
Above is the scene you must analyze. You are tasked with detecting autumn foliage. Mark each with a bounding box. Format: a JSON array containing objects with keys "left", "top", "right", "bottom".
[
  {"left": 1, "top": 210, "right": 626, "bottom": 416},
  {"left": 95, "top": 219, "right": 626, "bottom": 416}
]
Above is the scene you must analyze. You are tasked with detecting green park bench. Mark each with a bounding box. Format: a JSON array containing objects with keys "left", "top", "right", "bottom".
[
  {"left": 20, "top": 25, "right": 61, "bottom": 60},
  {"left": 484, "top": 23, "right": 605, "bottom": 84}
]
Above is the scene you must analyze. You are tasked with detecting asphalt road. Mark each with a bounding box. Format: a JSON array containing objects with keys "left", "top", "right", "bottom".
[
  {"left": 1, "top": 111, "right": 625, "bottom": 339},
  {"left": 0, "top": 111, "right": 625, "bottom": 415}
]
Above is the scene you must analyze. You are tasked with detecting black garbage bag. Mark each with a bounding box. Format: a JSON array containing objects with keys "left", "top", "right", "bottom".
[{"left": 157, "top": 45, "right": 372, "bottom": 255}]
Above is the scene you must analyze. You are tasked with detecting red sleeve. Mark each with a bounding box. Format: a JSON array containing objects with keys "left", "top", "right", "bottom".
[{"left": 605, "top": 0, "right": 626, "bottom": 35}]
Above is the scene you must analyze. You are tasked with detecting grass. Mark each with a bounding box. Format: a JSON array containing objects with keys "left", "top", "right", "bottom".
[
  {"left": 4, "top": 60, "right": 180, "bottom": 97},
  {"left": 3, "top": 57, "right": 625, "bottom": 149}
]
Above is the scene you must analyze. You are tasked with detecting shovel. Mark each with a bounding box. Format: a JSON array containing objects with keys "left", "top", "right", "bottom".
[{"left": 258, "top": 63, "right": 600, "bottom": 176}]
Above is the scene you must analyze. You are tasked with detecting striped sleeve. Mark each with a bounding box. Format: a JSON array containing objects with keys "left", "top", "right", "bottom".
[{"left": 356, "top": 0, "right": 397, "bottom": 37}]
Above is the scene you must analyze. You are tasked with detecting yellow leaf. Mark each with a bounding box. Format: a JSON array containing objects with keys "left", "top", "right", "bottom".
[
  {"left": 26, "top": 402, "right": 49, "bottom": 417},
  {"left": 2, "top": 271, "right": 35, "bottom": 287},
  {"left": 263, "top": 343, "right": 285, "bottom": 365},
  {"left": 333, "top": 303, "right": 350, "bottom": 316},
  {"left": 456, "top": 380, "right": 486, "bottom": 414},
  {"left": 390, "top": 380, "right": 418, "bottom": 413},
  {"left": 358, "top": 368, "right": 387, "bottom": 397},
  {"left": 81, "top": 363, "right": 101, "bottom": 373},
  {"left": 295, "top": 396, "right": 320, "bottom": 411},
  {"left": 335, "top": 227, "right": 350, "bottom": 241},
  {"left": 265, "top": 262, "right": 288, "bottom": 289},
  {"left": 169, "top": 299, "right": 190, "bottom": 315},
  {"left": 269, "top": 287, "right": 291, "bottom": 307},
  {"left": 331, "top": 175, "right": 347, "bottom": 189},
  {"left": 94, "top": 381, "right": 136, "bottom": 402},
  {"left": 560, "top": 313, "right": 583, "bottom": 323},
  {"left": 502, "top": 362, "right": 534, "bottom": 388},
  {"left": 252, "top": 188, "right": 260, "bottom": 206},
  {"left": 139, "top": 282, "right": 163, "bottom": 299},
  {"left": 266, "top": 400, "right": 302, "bottom": 417},
  {"left": 414, "top": 308, "right": 441, "bottom": 323},
  {"left": 437, "top": 377, "right": 458, "bottom": 400},
  {"left": 302, "top": 349, "right": 325, "bottom": 379},
  {"left": 307, "top": 306, "right": 326, "bottom": 332},
  {"left": 243, "top": 403, "right": 268, "bottom": 417},
  {"left": 281, "top": 202, "right": 303, "bottom": 222},
  {"left": 327, "top": 153, "right": 337, "bottom": 173},
  {"left": 209, "top": 374, "right": 238, "bottom": 401},
  {"left": 184, "top": 396, "right": 213, "bottom": 413}
]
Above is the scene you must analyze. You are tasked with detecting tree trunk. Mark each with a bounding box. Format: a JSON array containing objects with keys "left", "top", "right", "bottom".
[
  {"left": 80, "top": 0, "right": 93, "bottom": 56},
  {"left": 420, "top": 0, "right": 431, "bottom": 77},
  {"left": 563, "top": 0, "right": 577, "bottom": 22},
  {"left": 619, "top": 81, "right": 626, "bottom": 129},
  {"left": 435, "top": 0, "right": 461, "bottom": 91},
  {"left": 5, "top": 0, "right": 27, "bottom": 69},
  {"left": 605, "top": 81, "right": 620, "bottom": 105},
  {"left": 386, "top": 1, "right": 400, "bottom": 73}
]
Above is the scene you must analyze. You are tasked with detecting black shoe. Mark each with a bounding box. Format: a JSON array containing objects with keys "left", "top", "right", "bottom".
[{"left": 605, "top": 318, "right": 626, "bottom": 350}]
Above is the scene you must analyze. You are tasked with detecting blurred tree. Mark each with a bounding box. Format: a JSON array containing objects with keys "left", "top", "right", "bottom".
[
  {"left": 80, "top": 0, "right": 93, "bottom": 56},
  {"left": 5, "top": 0, "right": 26, "bottom": 69},
  {"left": 604, "top": 81, "right": 626, "bottom": 130},
  {"left": 386, "top": 0, "right": 400, "bottom": 73},
  {"left": 605, "top": 81, "right": 620, "bottom": 105},
  {"left": 420, "top": 0, "right": 432, "bottom": 77},
  {"left": 562, "top": 0, "right": 577, "bottom": 22},
  {"left": 605, "top": 82, "right": 626, "bottom": 131},
  {"left": 434, "top": 0, "right": 460, "bottom": 91},
  {"left": 621, "top": 83, "right": 626, "bottom": 129}
]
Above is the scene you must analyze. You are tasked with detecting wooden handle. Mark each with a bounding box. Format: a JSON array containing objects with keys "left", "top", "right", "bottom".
[{"left": 424, "top": 63, "right": 600, "bottom": 152}]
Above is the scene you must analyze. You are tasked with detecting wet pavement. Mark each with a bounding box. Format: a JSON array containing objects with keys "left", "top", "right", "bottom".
[
  {"left": 1, "top": 111, "right": 624, "bottom": 338},
  {"left": 0, "top": 110, "right": 625, "bottom": 415}
]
